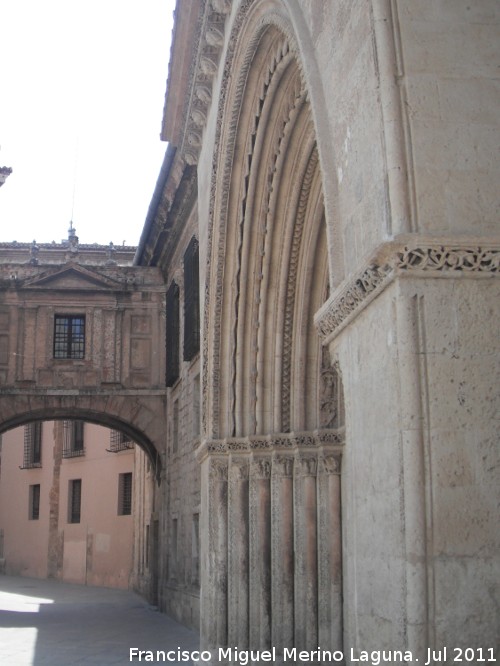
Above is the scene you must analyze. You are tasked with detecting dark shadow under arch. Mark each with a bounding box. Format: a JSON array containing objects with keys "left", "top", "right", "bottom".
[{"left": 0, "top": 408, "right": 162, "bottom": 482}]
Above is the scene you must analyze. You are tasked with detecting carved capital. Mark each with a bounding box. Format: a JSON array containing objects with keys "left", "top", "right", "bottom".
[
  {"left": 209, "top": 459, "right": 228, "bottom": 481},
  {"left": 296, "top": 455, "right": 317, "bottom": 477},
  {"left": 273, "top": 455, "right": 294, "bottom": 477},
  {"left": 252, "top": 457, "right": 272, "bottom": 479},
  {"left": 231, "top": 460, "right": 249, "bottom": 481},
  {"left": 320, "top": 454, "right": 341, "bottom": 475}
]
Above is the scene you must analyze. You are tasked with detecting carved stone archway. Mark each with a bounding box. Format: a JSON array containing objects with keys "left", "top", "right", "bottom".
[{"left": 198, "top": 3, "right": 345, "bottom": 656}]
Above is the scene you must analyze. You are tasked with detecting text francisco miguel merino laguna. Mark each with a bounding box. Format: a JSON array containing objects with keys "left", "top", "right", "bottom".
[{"left": 130, "top": 646, "right": 497, "bottom": 664}]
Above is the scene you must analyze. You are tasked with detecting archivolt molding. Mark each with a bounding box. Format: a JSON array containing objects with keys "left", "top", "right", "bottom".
[
  {"left": 315, "top": 239, "right": 500, "bottom": 343},
  {"left": 203, "top": 2, "right": 307, "bottom": 438},
  {"left": 280, "top": 145, "right": 319, "bottom": 433}
]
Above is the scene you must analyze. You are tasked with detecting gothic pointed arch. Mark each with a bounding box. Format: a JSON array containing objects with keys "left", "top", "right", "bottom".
[{"left": 203, "top": 2, "right": 341, "bottom": 440}]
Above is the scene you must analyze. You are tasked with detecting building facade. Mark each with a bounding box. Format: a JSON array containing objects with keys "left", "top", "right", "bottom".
[
  {"left": 0, "top": 0, "right": 498, "bottom": 662},
  {"left": 0, "top": 421, "right": 134, "bottom": 588},
  {"left": 134, "top": 0, "right": 500, "bottom": 659}
]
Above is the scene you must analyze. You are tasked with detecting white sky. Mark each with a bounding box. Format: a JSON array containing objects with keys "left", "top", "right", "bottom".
[{"left": 0, "top": 0, "right": 175, "bottom": 246}]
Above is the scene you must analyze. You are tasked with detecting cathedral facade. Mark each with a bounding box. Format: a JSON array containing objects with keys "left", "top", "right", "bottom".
[
  {"left": 136, "top": 0, "right": 500, "bottom": 659},
  {"left": 0, "top": 0, "right": 498, "bottom": 661}
]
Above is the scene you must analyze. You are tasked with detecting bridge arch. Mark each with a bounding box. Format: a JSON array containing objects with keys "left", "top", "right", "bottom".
[{"left": 0, "top": 395, "right": 164, "bottom": 481}]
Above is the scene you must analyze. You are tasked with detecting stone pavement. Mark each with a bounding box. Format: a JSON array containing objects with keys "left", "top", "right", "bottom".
[{"left": 0, "top": 575, "right": 199, "bottom": 665}]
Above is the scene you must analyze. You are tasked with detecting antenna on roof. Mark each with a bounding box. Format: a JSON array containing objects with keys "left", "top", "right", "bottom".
[{"left": 69, "top": 135, "right": 79, "bottom": 238}]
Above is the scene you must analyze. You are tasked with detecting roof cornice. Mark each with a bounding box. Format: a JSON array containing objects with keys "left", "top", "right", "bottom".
[{"left": 161, "top": 0, "right": 232, "bottom": 165}]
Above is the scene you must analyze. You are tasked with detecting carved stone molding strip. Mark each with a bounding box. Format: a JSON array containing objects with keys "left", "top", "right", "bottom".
[
  {"left": 203, "top": 2, "right": 305, "bottom": 438},
  {"left": 177, "top": 0, "right": 233, "bottom": 166},
  {"left": 396, "top": 245, "right": 500, "bottom": 273},
  {"left": 315, "top": 241, "right": 500, "bottom": 343},
  {"left": 196, "top": 428, "right": 345, "bottom": 461}
]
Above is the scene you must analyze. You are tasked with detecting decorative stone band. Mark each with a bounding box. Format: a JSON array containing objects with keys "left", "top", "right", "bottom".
[
  {"left": 196, "top": 427, "right": 345, "bottom": 463},
  {"left": 315, "top": 238, "right": 500, "bottom": 344}
]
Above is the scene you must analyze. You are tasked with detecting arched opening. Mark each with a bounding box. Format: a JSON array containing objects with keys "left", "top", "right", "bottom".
[
  {"left": 0, "top": 414, "right": 157, "bottom": 593},
  {"left": 200, "top": 7, "right": 345, "bottom": 654},
  {"left": 205, "top": 20, "right": 334, "bottom": 440}
]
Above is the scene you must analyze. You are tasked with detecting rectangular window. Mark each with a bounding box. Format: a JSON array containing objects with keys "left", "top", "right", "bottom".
[
  {"left": 193, "top": 374, "right": 200, "bottom": 438},
  {"left": 166, "top": 283, "right": 180, "bottom": 386},
  {"left": 63, "top": 421, "right": 85, "bottom": 458},
  {"left": 183, "top": 237, "right": 200, "bottom": 361},
  {"left": 109, "top": 430, "right": 134, "bottom": 452},
  {"left": 54, "top": 315, "right": 85, "bottom": 359},
  {"left": 192, "top": 513, "right": 200, "bottom": 586},
  {"left": 68, "top": 479, "right": 82, "bottom": 523},
  {"left": 172, "top": 400, "right": 179, "bottom": 453},
  {"left": 118, "top": 472, "right": 132, "bottom": 515},
  {"left": 22, "top": 422, "right": 42, "bottom": 468},
  {"left": 29, "top": 484, "right": 40, "bottom": 520}
]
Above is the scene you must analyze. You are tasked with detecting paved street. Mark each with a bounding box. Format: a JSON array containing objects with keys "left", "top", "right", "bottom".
[{"left": 0, "top": 575, "right": 199, "bottom": 665}]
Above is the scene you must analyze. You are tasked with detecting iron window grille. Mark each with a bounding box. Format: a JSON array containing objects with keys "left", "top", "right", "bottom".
[
  {"left": 63, "top": 421, "right": 85, "bottom": 458},
  {"left": 183, "top": 237, "right": 200, "bottom": 361},
  {"left": 29, "top": 484, "right": 40, "bottom": 520},
  {"left": 108, "top": 430, "right": 134, "bottom": 453},
  {"left": 22, "top": 422, "right": 42, "bottom": 468},
  {"left": 68, "top": 479, "right": 82, "bottom": 523},
  {"left": 118, "top": 472, "right": 133, "bottom": 516},
  {"left": 166, "top": 282, "right": 180, "bottom": 386},
  {"left": 54, "top": 315, "right": 85, "bottom": 359}
]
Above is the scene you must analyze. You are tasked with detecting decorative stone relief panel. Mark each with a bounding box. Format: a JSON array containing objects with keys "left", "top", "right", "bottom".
[{"left": 315, "top": 239, "right": 500, "bottom": 343}]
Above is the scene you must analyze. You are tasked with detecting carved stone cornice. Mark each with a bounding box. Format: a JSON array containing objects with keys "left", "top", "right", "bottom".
[
  {"left": 315, "top": 236, "right": 500, "bottom": 344},
  {"left": 162, "top": 0, "right": 233, "bottom": 166},
  {"left": 196, "top": 428, "right": 345, "bottom": 462}
]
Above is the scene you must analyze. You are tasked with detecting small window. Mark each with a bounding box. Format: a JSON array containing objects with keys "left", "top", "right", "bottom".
[
  {"left": 193, "top": 374, "right": 200, "bottom": 438},
  {"left": 68, "top": 479, "right": 82, "bottom": 523},
  {"left": 29, "top": 484, "right": 40, "bottom": 520},
  {"left": 172, "top": 400, "right": 179, "bottom": 453},
  {"left": 63, "top": 421, "right": 85, "bottom": 458},
  {"left": 109, "top": 430, "right": 134, "bottom": 452},
  {"left": 118, "top": 472, "right": 132, "bottom": 516},
  {"left": 192, "top": 513, "right": 200, "bottom": 586},
  {"left": 183, "top": 237, "right": 200, "bottom": 361},
  {"left": 54, "top": 315, "right": 85, "bottom": 359},
  {"left": 22, "top": 422, "right": 42, "bottom": 468},
  {"left": 166, "top": 282, "right": 180, "bottom": 386}
]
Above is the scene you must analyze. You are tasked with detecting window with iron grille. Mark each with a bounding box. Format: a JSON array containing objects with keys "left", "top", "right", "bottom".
[
  {"left": 54, "top": 315, "right": 85, "bottom": 359},
  {"left": 183, "top": 237, "right": 200, "bottom": 361},
  {"left": 22, "top": 422, "right": 42, "bottom": 468},
  {"left": 109, "top": 430, "right": 134, "bottom": 452},
  {"left": 166, "top": 282, "right": 180, "bottom": 386},
  {"left": 118, "top": 472, "right": 132, "bottom": 515},
  {"left": 29, "top": 484, "right": 40, "bottom": 520},
  {"left": 63, "top": 421, "right": 85, "bottom": 458},
  {"left": 68, "top": 479, "right": 81, "bottom": 523}
]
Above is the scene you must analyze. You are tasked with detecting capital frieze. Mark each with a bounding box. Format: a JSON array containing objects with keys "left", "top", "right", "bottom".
[{"left": 315, "top": 237, "right": 500, "bottom": 343}]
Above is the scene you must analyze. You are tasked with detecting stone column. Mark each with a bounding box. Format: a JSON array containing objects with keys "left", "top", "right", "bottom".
[
  {"left": 228, "top": 457, "right": 250, "bottom": 647},
  {"left": 317, "top": 452, "right": 342, "bottom": 649},
  {"left": 249, "top": 456, "right": 272, "bottom": 649},
  {"left": 201, "top": 457, "right": 228, "bottom": 652},
  {"left": 271, "top": 454, "right": 295, "bottom": 652},
  {"left": 294, "top": 453, "right": 318, "bottom": 650}
]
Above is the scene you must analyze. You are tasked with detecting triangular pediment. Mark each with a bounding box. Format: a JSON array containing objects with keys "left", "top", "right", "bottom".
[{"left": 21, "top": 264, "right": 123, "bottom": 291}]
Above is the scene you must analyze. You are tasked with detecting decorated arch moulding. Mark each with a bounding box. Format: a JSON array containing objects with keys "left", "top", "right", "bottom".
[
  {"left": 202, "top": 1, "right": 316, "bottom": 439},
  {"left": 314, "top": 235, "right": 500, "bottom": 345}
]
